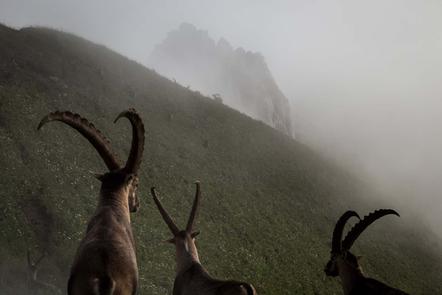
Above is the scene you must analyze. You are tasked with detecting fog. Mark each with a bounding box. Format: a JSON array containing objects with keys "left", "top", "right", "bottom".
[{"left": 1, "top": 0, "right": 442, "bottom": 236}]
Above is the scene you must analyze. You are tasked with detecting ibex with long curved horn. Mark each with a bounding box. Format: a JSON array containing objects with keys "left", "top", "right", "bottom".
[
  {"left": 151, "top": 182, "right": 257, "bottom": 295},
  {"left": 38, "top": 109, "right": 145, "bottom": 295},
  {"left": 324, "top": 209, "right": 409, "bottom": 294}
]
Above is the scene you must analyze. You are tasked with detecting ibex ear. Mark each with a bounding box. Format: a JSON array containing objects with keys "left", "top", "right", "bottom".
[
  {"left": 165, "top": 237, "right": 175, "bottom": 244},
  {"left": 125, "top": 173, "right": 136, "bottom": 184},
  {"left": 90, "top": 171, "right": 105, "bottom": 182},
  {"left": 191, "top": 231, "right": 200, "bottom": 238}
]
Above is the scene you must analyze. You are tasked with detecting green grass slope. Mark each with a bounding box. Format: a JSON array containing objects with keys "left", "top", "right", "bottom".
[{"left": 0, "top": 24, "right": 441, "bottom": 294}]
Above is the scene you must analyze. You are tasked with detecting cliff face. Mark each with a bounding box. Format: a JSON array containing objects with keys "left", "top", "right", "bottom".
[{"left": 149, "top": 23, "right": 293, "bottom": 136}]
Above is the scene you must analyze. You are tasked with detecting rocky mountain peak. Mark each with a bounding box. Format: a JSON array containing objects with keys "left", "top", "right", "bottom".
[{"left": 149, "top": 23, "right": 293, "bottom": 136}]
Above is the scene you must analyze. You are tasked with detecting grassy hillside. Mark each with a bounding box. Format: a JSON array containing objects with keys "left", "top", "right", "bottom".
[{"left": 0, "top": 24, "right": 441, "bottom": 294}]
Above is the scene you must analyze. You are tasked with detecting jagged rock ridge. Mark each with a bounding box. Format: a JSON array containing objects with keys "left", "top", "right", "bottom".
[{"left": 149, "top": 23, "right": 293, "bottom": 136}]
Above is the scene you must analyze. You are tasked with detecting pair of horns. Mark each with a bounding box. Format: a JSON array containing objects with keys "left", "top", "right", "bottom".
[
  {"left": 37, "top": 109, "right": 145, "bottom": 174},
  {"left": 331, "top": 209, "right": 400, "bottom": 254},
  {"left": 151, "top": 182, "right": 201, "bottom": 236}
]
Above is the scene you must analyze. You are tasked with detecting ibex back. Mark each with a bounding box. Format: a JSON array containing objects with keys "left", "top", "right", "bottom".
[
  {"left": 38, "top": 109, "right": 145, "bottom": 295},
  {"left": 151, "top": 182, "right": 257, "bottom": 295},
  {"left": 324, "top": 209, "right": 409, "bottom": 295}
]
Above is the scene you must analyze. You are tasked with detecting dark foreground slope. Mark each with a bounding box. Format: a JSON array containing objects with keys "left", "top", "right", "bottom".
[{"left": 0, "top": 25, "right": 441, "bottom": 294}]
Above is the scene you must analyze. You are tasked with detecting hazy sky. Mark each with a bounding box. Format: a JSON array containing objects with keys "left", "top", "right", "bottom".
[{"left": 2, "top": 0, "right": 442, "bottom": 236}]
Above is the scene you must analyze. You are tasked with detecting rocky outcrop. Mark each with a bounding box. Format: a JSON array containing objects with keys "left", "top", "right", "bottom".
[{"left": 148, "top": 23, "right": 293, "bottom": 136}]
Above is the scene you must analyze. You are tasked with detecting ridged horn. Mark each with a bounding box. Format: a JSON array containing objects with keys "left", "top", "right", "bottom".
[
  {"left": 331, "top": 211, "right": 360, "bottom": 254},
  {"left": 114, "top": 108, "right": 145, "bottom": 174},
  {"left": 38, "top": 111, "right": 120, "bottom": 171},
  {"left": 151, "top": 187, "right": 180, "bottom": 235},
  {"left": 342, "top": 209, "right": 400, "bottom": 251},
  {"left": 186, "top": 181, "right": 201, "bottom": 232}
]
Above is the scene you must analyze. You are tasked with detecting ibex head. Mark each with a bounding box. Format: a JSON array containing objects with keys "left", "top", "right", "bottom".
[
  {"left": 151, "top": 182, "right": 201, "bottom": 250},
  {"left": 324, "top": 209, "right": 400, "bottom": 277},
  {"left": 38, "top": 109, "right": 144, "bottom": 212},
  {"left": 95, "top": 172, "right": 140, "bottom": 212}
]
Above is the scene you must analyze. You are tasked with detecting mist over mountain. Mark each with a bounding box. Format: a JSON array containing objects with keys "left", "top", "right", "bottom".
[
  {"left": 148, "top": 23, "right": 293, "bottom": 136},
  {"left": 1, "top": 24, "right": 442, "bottom": 294}
]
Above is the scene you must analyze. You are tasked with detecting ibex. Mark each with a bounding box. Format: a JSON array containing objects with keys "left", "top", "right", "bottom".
[
  {"left": 38, "top": 109, "right": 145, "bottom": 295},
  {"left": 151, "top": 182, "right": 257, "bottom": 295},
  {"left": 324, "top": 209, "right": 409, "bottom": 294},
  {"left": 27, "top": 249, "right": 61, "bottom": 294}
]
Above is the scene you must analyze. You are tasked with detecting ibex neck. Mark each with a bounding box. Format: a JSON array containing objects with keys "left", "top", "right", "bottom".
[
  {"left": 338, "top": 260, "right": 365, "bottom": 295},
  {"left": 176, "top": 239, "right": 200, "bottom": 274},
  {"left": 98, "top": 188, "right": 131, "bottom": 221}
]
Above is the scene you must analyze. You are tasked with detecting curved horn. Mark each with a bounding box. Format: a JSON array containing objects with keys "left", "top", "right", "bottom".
[
  {"left": 331, "top": 211, "right": 360, "bottom": 254},
  {"left": 114, "top": 108, "right": 145, "bottom": 174},
  {"left": 342, "top": 209, "right": 400, "bottom": 251},
  {"left": 151, "top": 187, "right": 180, "bottom": 235},
  {"left": 38, "top": 111, "right": 120, "bottom": 171},
  {"left": 186, "top": 181, "right": 201, "bottom": 232}
]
